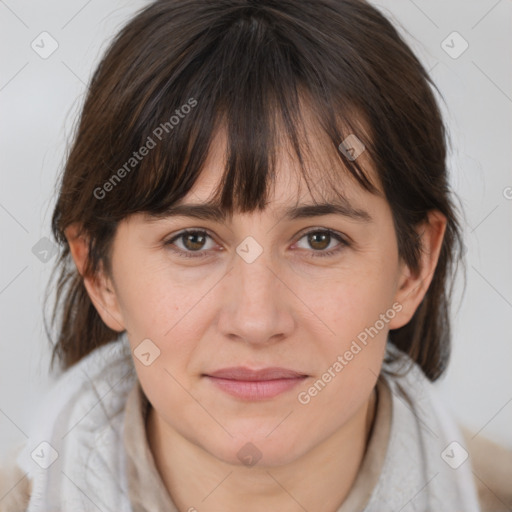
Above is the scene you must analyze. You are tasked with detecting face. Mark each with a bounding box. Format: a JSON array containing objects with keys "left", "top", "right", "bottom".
[{"left": 99, "top": 128, "right": 412, "bottom": 467}]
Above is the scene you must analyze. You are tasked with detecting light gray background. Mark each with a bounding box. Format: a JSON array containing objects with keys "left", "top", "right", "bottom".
[{"left": 1, "top": 0, "right": 511, "bottom": 461}]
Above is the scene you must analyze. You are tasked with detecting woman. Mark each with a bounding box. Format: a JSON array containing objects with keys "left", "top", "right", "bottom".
[{"left": 1, "top": 0, "right": 510, "bottom": 510}]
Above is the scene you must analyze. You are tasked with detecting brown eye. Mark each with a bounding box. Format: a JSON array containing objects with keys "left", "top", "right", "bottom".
[
  {"left": 294, "top": 229, "right": 349, "bottom": 258},
  {"left": 307, "top": 231, "right": 331, "bottom": 250},
  {"left": 181, "top": 232, "right": 207, "bottom": 251},
  {"left": 164, "top": 229, "right": 216, "bottom": 258}
]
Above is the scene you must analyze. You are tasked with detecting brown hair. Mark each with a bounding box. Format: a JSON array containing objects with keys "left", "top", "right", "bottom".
[{"left": 47, "top": 0, "right": 465, "bottom": 380}]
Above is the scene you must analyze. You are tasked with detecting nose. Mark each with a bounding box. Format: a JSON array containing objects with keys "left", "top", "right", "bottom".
[{"left": 217, "top": 248, "right": 296, "bottom": 346}]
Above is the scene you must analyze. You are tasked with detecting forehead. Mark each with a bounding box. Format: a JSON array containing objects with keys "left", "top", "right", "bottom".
[
  {"left": 184, "top": 122, "right": 383, "bottom": 211},
  {"left": 131, "top": 119, "right": 395, "bottom": 234}
]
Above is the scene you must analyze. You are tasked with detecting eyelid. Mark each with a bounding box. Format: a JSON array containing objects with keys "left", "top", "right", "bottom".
[
  {"left": 165, "top": 227, "right": 215, "bottom": 242},
  {"left": 292, "top": 227, "right": 350, "bottom": 256},
  {"left": 295, "top": 226, "right": 350, "bottom": 243},
  {"left": 164, "top": 226, "right": 350, "bottom": 258}
]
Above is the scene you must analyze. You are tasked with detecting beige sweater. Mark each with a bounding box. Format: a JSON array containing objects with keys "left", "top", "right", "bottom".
[{"left": 1, "top": 378, "right": 511, "bottom": 511}]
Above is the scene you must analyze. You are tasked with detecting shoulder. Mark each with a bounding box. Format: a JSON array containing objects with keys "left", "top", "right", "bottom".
[
  {"left": 461, "top": 426, "right": 512, "bottom": 512},
  {"left": 0, "top": 445, "right": 31, "bottom": 512},
  {"left": 0, "top": 338, "right": 134, "bottom": 512}
]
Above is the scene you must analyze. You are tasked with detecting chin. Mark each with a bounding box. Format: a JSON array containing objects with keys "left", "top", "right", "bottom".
[{"left": 203, "top": 429, "right": 307, "bottom": 468}]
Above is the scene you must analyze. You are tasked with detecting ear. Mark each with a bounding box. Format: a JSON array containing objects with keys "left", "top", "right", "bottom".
[
  {"left": 64, "top": 223, "right": 126, "bottom": 332},
  {"left": 388, "top": 210, "right": 447, "bottom": 330}
]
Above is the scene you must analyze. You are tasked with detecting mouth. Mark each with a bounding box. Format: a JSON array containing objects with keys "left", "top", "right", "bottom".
[{"left": 203, "top": 367, "right": 309, "bottom": 401}]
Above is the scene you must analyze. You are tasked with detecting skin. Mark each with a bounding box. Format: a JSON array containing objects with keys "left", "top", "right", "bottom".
[{"left": 66, "top": 127, "right": 446, "bottom": 512}]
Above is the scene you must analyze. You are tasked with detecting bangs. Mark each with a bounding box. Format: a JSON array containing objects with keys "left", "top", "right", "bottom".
[
  {"left": 93, "top": 5, "right": 380, "bottom": 222},
  {"left": 52, "top": 0, "right": 460, "bottom": 378}
]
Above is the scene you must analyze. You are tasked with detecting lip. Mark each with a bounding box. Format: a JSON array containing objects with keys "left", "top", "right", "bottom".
[
  {"left": 204, "top": 367, "right": 308, "bottom": 401},
  {"left": 206, "top": 367, "right": 307, "bottom": 380}
]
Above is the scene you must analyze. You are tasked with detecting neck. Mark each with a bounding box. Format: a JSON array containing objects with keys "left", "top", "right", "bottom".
[{"left": 147, "top": 388, "right": 377, "bottom": 512}]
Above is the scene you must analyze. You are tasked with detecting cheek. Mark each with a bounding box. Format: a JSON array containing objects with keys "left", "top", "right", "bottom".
[
  {"left": 115, "top": 274, "right": 175, "bottom": 336},
  {"left": 293, "top": 273, "right": 390, "bottom": 425},
  {"left": 293, "top": 248, "right": 397, "bottom": 394},
  {"left": 113, "top": 255, "right": 225, "bottom": 399},
  {"left": 305, "top": 258, "right": 397, "bottom": 341},
  {"left": 112, "top": 252, "right": 218, "bottom": 341}
]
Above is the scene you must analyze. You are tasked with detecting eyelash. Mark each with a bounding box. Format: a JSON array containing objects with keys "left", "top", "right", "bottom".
[{"left": 164, "top": 228, "right": 349, "bottom": 259}]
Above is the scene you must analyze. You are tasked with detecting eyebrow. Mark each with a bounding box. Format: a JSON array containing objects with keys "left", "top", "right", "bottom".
[
  {"left": 146, "top": 199, "right": 373, "bottom": 223},
  {"left": 283, "top": 202, "right": 372, "bottom": 222}
]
